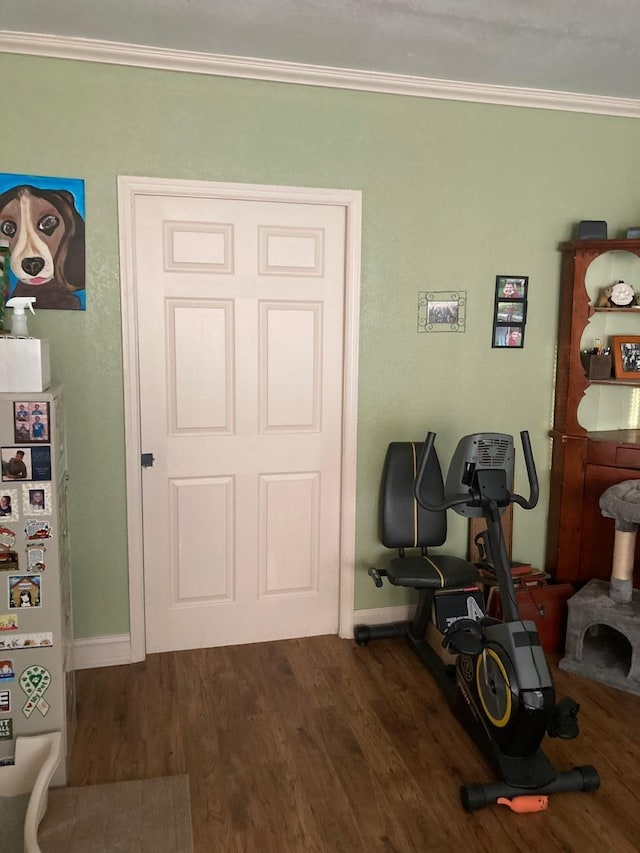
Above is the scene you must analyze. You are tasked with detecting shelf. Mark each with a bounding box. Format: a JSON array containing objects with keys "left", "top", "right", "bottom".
[
  {"left": 587, "top": 429, "right": 640, "bottom": 444},
  {"left": 549, "top": 238, "right": 640, "bottom": 583},
  {"left": 593, "top": 307, "right": 640, "bottom": 312},
  {"left": 589, "top": 378, "right": 640, "bottom": 386},
  {"left": 560, "top": 238, "right": 640, "bottom": 252}
]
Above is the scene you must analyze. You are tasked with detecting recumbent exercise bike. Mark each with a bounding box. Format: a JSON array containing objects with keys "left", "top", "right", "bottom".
[{"left": 354, "top": 431, "right": 599, "bottom": 812}]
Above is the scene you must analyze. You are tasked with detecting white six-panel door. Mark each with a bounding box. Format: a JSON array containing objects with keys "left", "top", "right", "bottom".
[{"left": 130, "top": 190, "right": 350, "bottom": 653}]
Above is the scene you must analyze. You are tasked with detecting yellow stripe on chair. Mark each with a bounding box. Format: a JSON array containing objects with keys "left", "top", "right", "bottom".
[
  {"left": 421, "top": 555, "right": 445, "bottom": 588},
  {"left": 411, "top": 442, "right": 418, "bottom": 548}
]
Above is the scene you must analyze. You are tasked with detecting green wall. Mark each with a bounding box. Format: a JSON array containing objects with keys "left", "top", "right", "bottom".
[{"left": 3, "top": 53, "right": 640, "bottom": 636}]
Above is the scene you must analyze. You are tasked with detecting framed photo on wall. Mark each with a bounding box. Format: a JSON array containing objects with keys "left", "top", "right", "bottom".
[
  {"left": 417, "top": 290, "right": 467, "bottom": 333},
  {"left": 496, "top": 275, "right": 528, "bottom": 300},
  {"left": 493, "top": 326, "right": 525, "bottom": 348},
  {"left": 492, "top": 275, "right": 528, "bottom": 349}
]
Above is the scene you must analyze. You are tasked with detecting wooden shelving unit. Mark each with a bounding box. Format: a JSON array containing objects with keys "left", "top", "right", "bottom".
[{"left": 547, "top": 239, "right": 640, "bottom": 585}]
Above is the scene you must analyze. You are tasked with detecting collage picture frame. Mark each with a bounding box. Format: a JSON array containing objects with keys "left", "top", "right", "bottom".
[{"left": 492, "top": 275, "right": 528, "bottom": 349}]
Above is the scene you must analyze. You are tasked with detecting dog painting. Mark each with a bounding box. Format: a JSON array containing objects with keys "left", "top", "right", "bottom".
[{"left": 0, "top": 173, "right": 85, "bottom": 310}]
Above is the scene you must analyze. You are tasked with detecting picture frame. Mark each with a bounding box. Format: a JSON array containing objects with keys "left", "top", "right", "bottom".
[
  {"left": 1, "top": 446, "right": 51, "bottom": 483},
  {"left": 22, "top": 483, "right": 51, "bottom": 517},
  {"left": 492, "top": 275, "right": 528, "bottom": 349},
  {"left": 496, "top": 301, "right": 525, "bottom": 324},
  {"left": 493, "top": 326, "right": 525, "bottom": 349},
  {"left": 0, "top": 489, "right": 19, "bottom": 523},
  {"left": 417, "top": 290, "right": 466, "bottom": 333},
  {"left": 0, "top": 171, "right": 86, "bottom": 311},
  {"left": 8, "top": 575, "right": 42, "bottom": 609},
  {"left": 611, "top": 335, "right": 640, "bottom": 379},
  {"left": 1, "top": 447, "right": 32, "bottom": 482},
  {"left": 13, "top": 401, "right": 50, "bottom": 444},
  {"left": 495, "top": 275, "right": 528, "bottom": 301}
]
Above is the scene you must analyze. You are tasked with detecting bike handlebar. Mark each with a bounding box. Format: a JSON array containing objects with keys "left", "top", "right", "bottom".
[
  {"left": 512, "top": 430, "right": 539, "bottom": 510},
  {"left": 414, "top": 430, "right": 539, "bottom": 513}
]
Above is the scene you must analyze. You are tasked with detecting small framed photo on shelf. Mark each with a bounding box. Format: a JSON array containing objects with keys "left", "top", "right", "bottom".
[{"left": 611, "top": 335, "right": 640, "bottom": 379}]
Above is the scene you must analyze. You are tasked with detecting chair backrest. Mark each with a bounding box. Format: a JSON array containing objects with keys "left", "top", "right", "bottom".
[{"left": 379, "top": 441, "right": 447, "bottom": 549}]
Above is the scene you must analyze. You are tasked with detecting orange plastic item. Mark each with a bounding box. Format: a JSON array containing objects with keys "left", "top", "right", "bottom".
[{"left": 497, "top": 795, "right": 549, "bottom": 813}]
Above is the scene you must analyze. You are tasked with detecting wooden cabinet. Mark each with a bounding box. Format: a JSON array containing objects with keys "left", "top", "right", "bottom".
[{"left": 547, "top": 239, "right": 640, "bottom": 585}]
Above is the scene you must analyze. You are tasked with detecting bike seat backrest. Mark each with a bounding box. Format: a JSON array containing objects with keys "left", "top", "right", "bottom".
[{"left": 380, "top": 442, "right": 447, "bottom": 549}]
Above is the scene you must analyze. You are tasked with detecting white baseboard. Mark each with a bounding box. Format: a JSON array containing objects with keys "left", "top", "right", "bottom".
[
  {"left": 73, "top": 633, "right": 132, "bottom": 670},
  {"left": 353, "top": 603, "right": 417, "bottom": 625},
  {"left": 72, "top": 612, "right": 414, "bottom": 666}
]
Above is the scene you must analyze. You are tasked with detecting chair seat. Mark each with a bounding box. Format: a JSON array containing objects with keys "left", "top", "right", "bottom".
[{"left": 386, "top": 554, "right": 479, "bottom": 589}]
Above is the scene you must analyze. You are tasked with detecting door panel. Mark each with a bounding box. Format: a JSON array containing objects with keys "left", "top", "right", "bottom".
[
  {"left": 169, "top": 300, "right": 234, "bottom": 432},
  {"left": 261, "top": 302, "right": 321, "bottom": 430},
  {"left": 133, "top": 192, "right": 346, "bottom": 653}
]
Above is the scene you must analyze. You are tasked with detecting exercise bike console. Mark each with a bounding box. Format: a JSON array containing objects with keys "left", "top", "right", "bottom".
[{"left": 354, "top": 430, "right": 600, "bottom": 811}]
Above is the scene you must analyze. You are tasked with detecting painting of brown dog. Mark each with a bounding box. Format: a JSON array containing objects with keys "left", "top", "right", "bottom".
[{"left": 0, "top": 173, "right": 85, "bottom": 310}]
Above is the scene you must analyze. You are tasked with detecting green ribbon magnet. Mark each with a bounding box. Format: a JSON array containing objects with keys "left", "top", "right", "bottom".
[{"left": 19, "top": 664, "right": 51, "bottom": 717}]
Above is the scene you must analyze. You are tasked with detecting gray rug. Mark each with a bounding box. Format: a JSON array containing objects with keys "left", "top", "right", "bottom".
[
  {"left": 39, "top": 775, "right": 194, "bottom": 853},
  {"left": 0, "top": 792, "right": 30, "bottom": 853}
]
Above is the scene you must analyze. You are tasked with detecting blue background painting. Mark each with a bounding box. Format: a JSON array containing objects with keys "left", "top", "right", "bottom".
[{"left": 0, "top": 172, "right": 86, "bottom": 311}]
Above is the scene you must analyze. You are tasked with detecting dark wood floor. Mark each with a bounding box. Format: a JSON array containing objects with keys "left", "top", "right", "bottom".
[{"left": 68, "top": 635, "right": 640, "bottom": 852}]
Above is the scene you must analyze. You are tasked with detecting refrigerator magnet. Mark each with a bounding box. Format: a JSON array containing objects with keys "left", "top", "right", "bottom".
[
  {"left": 1, "top": 447, "right": 30, "bottom": 482},
  {"left": 22, "top": 483, "right": 51, "bottom": 517},
  {"left": 8, "top": 576, "right": 41, "bottom": 609},
  {"left": 13, "top": 401, "right": 51, "bottom": 444},
  {"left": 0, "top": 489, "right": 19, "bottom": 523},
  {"left": 19, "top": 665, "right": 51, "bottom": 718},
  {"left": 26, "top": 545, "right": 45, "bottom": 572},
  {"left": 0, "top": 660, "right": 15, "bottom": 681},
  {"left": 0, "top": 525, "right": 18, "bottom": 572},
  {"left": 24, "top": 520, "right": 51, "bottom": 541},
  {"left": 29, "top": 446, "right": 52, "bottom": 482},
  {"left": 0, "top": 614, "right": 18, "bottom": 632},
  {"left": 0, "top": 632, "right": 53, "bottom": 650}
]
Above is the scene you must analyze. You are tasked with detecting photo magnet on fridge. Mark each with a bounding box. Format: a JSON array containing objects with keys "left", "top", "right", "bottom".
[
  {"left": 0, "top": 660, "right": 15, "bottom": 681},
  {"left": 8, "top": 576, "right": 42, "bottom": 609},
  {"left": 29, "top": 446, "right": 52, "bottom": 482},
  {"left": 0, "top": 445, "right": 51, "bottom": 482}
]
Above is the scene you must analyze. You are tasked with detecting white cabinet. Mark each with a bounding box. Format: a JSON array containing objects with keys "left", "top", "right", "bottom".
[{"left": 0, "top": 384, "right": 74, "bottom": 786}]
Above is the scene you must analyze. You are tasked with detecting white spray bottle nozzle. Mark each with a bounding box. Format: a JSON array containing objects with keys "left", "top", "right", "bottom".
[{"left": 6, "top": 297, "right": 37, "bottom": 336}]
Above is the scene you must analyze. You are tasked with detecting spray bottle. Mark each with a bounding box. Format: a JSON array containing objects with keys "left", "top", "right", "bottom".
[{"left": 6, "top": 297, "right": 36, "bottom": 337}]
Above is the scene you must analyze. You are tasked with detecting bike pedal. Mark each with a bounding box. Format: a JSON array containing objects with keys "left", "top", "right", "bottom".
[{"left": 548, "top": 696, "right": 580, "bottom": 739}]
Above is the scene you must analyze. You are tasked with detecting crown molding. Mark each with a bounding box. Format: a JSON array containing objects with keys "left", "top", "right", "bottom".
[{"left": 2, "top": 30, "right": 640, "bottom": 118}]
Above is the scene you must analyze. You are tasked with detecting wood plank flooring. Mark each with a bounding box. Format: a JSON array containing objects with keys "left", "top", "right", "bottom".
[{"left": 68, "top": 636, "right": 640, "bottom": 852}]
